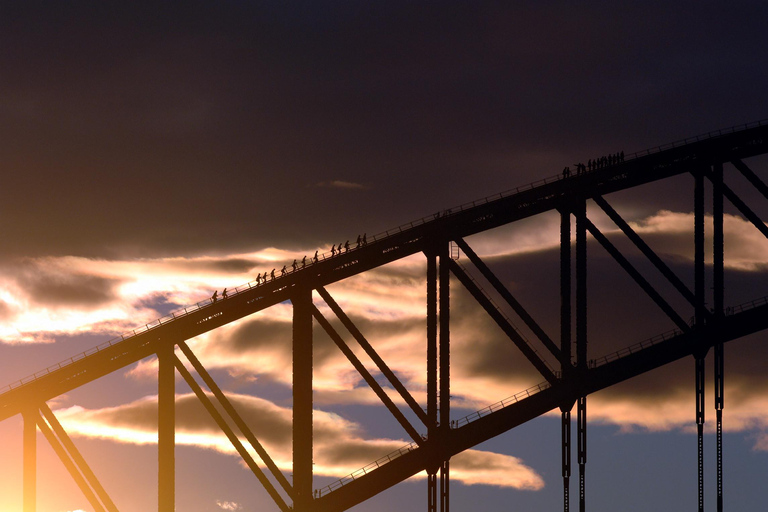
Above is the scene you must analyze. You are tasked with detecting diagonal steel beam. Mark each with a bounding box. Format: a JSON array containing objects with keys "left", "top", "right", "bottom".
[
  {"left": 448, "top": 259, "right": 557, "bottom": 383},
  {"left": 312, "top": 305, "right": 424, "bottom": 445},
  {"left": 703, "top": 168, "right": 768, "bottom": 240},
  {"left": 40, "top": 404, "right": 119, "bottom": 512},
  {"left": 584, "top": 218, "right": 691, "bottom": 333},
  {"left": 172, "top": 355, "right": 291, "bottom": 512},
  {"left": 731, "top": 158, "right": 768, "bottom": 200},
  {"left": 35, "top": 410, "right": 105, "bottom": 512},
  {"left": 593, "top": 195, "right": 697, "bottom": 307},
  {"left": 315, "top": 286, "right": 430, "bottom": 426},
  {"left": 454, "top": 237, "right": 561, "bottom": 360},
  {"left": 176, "top": 341, "right": 294, "bottom": 499}
]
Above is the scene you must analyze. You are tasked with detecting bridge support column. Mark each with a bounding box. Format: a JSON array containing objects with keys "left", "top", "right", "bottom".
[
  {"left": 293, "top": 288, "right": 313, "bottom": 510},
  {"left": 426, "top": 240, "right": 451, "bottom": 512},
  {"left": 577, "top": 396, "right": 587, "bottom": 512},
  {"left": 561, "top": 409, "right": 571, "bottom": 512},
  {"left": 713, "top": 161, "right": 724, "bottom": 512},
  {"left": 23, "top": 409, "right": 36, "bottom": 512},
  {"left": 440, "top": 460, "right": 449, "bottom": 512},
  {"left": 560, "top": 207, "right": 572, "bottom": 512},
  {"left": 439, "top": 241, "right": 450, "bottom": 512},
  {"left": 427, "top": 248, "right": 438, "bottom": 512},
  {"left": 575, "top": 198, "right": 588, "bottom": 511},
  {"left": 158, "top": 342, "right": 175, "bottom": 512},
  {"left": 694, "top": 168, "right": 706, "bottom": 512}
]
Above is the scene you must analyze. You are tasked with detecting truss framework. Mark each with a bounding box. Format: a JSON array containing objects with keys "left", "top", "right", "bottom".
[{"left": 5, "top": 123, "right": 768, "bottom": 512}]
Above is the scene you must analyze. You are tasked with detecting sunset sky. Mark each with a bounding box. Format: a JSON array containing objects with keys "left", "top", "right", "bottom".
[{"left": 1, "top": 2, "right": 768, "bottom": 511}]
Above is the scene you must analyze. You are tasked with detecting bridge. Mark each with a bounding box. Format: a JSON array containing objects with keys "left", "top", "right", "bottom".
[{"left": 4, "top": 120, "right": 768, "bottom": 512}]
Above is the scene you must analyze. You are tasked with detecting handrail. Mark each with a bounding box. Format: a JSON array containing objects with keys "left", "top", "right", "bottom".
[
  {"left": 2, "top": 119, "right": 766, "bottom": 395},
  {"left": 589, "top": 294, "right": 768, "bottom": 368}
]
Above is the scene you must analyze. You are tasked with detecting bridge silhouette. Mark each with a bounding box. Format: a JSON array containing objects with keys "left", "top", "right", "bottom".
[{"left": 4, "top": 120, "right": 768, "bottom": 512}]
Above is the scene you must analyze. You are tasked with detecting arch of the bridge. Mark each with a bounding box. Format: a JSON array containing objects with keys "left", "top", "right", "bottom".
[{"left": 5, "top": 121, "right": 768, "bottom": 512}]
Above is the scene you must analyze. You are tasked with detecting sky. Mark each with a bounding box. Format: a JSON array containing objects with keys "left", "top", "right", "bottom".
[{"left": 1, "top": 2, "right": 768, "bottom": 511}]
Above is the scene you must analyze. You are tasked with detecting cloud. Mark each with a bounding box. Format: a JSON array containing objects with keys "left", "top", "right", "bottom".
[
  {"left": 216, "top": 501, "right": 242, "bottom": 511},
  {"left": 54, "top": 391, "right": 543, "bottom": 490},
  {"left": 315, "top": 180, "right": 368, "bottom": 190}
]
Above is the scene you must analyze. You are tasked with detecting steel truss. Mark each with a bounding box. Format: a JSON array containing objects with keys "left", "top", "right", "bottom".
[{"left": 5, "top": 123, "right": 768, "bottom": 511}]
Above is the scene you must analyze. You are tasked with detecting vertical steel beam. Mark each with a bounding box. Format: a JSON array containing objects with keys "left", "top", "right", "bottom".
[
  {"left": 561, "top": 410, "right": 571, "bottom": 512},
  {"left": 575, "top": 199, "right": 587, "bottom": 369},
  {"left": 157, "top": 342, "right": 175, "bottom": 512},
  {"left": 439, "top": 242, "right": 450, "bottom": 434},
  {"left": 292, "top": 288, "right": 313, "bottom": 511},
  {"left": 23, "top": 409, "right": 36, "bottom": 512},
  {"left": 439, "top": 243, "right": 450, "bottom": 512},
  {"left": 560, "top": 209, "right": 572, "bottom": 371},
  {"left": 426, "top": 248, "right": 438, "bottom": 512},
  {"left": 575, "top": 199, "right": 588, "bottom": 511},
  {"left": 440, "top": 460, "right": 450, "bottom": 512},
  {"left": 427, "top": 473, "right": 437, "bottom": 512},
  {"left": 713, "top": 161, "right": 724, "bottom": 512},
  {"left": 577, "top": 396, "right": 587, "bottom": 512},
  {"left": 694, "top": 168, "right": 706, "bottom": 512},
  {"left": 560, "top": 208, "right": 572, "bottom": 512}
]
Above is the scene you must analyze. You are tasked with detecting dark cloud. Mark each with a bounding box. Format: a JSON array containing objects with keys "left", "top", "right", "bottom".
[
  {"left": 17, "top": 269, "right": 121, "bottom": 308},
  {"left": 1, "top": 2, "right": 766, "bottom": 259}
]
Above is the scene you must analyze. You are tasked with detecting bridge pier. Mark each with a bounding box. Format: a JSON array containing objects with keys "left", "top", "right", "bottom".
[
  {"left": 23, "top": 409, "right": 36, "bottom": 512},
  {"left": 158, "top": 342, "right": 175, "bottom": 512},
  {"left": 292, "top": 288, "right": 314, "bottom": 510},
  {"left": 713, "top": 161, "right": 725, "bottom": 512},
  {"left": 427, "top": 240, "right": 451, "bottom": 512},
  {"left": 560, "top": 207, "right": 572, "bottom": 512}
]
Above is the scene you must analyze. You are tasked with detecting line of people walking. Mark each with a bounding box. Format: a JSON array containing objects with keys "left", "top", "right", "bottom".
[
  {"left": 210, "top": 233, "right": 369, "bottom": 303},
  {"left": 563, "top": 150, "right": 625, "bottom": 178}
]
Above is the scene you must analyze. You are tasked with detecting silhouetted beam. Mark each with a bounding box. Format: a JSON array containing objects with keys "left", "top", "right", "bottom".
[
  {"left": 176, "top": 341, "right": 294, "bottom": 499},
  {"left": 40, "top": 404, "right": 119, "bottom": 512},
  {"left": 172, "top": 356, "right": 291, "bottom": 512},
  {"left": 23, "top": 410, "right": 35, "bottom": 512},
  {"left": 35, "top": 411, "right": 105, "bottom": 512},
  {"left": 316, "top": 287, "right": 429, "bottom": 427},
  {"left": 448, "top": 259, "right": 557, "bottom": 384},
  {"left": 584, "top": 218, "right": 690, "bottom": 333},
  {"left": 293, "top": 290, "right": 314, "bottom": 510},
  {"left": 157, "top": 343, "right": 175, "bottom": 512},
  {"left": 454, "top": 237, "right": 560, "bottom": 360},
  {"left": 592, "top": 195, "right": 697, "bottom": 307},
  {"left": 713, "top": 161, "right": 725, "bottom": 512},
  {"left": 702, "top": 167, "right": 768, "bottom": 240},
  {"left": 311, "top": 305, "right": 424, "bottom": 446},
  {"left": 313, "top": 303, "right": 768, "bottom": 512},
  {"left": 731, "top": 158, "right": 768, "bottom": 200}
]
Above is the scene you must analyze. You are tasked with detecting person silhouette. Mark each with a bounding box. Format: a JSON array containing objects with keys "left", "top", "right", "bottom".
[
  {"left": 222, "top": 288, "right": 228, "bottom": 299},
  {"left": 331, "top": 244, "right": 336, "bottom": 256},
  {"left": 302, "top": 256, "right": 307, "bottom": 268},
  {"left": 211, "top": 290, "right": 218, "bottom": 303},
  {"left": 281, "top": 265, "right": 287, "bottom": 275},
  {"left": 270, "top": 269, "right": 275, "bottom": 279},
  {"left": 344, "top": 240, "right": 350, "bottom": 252},
  {"left": 313, "top": 250, "right": 319, "bottom": 263},
  {"left": 292, "top": 259, "right": 298, "bottom": 271},
  {"left": 362, "top": 233, "right": 367, "bottom": 245},
  {"left": 356, "top": 235, "right": 362, "bottom": 247}
]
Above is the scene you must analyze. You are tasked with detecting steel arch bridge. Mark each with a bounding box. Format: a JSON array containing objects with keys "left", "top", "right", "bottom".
[{"left": 4, "top": 121, "right": 768, "bottom": 512}]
